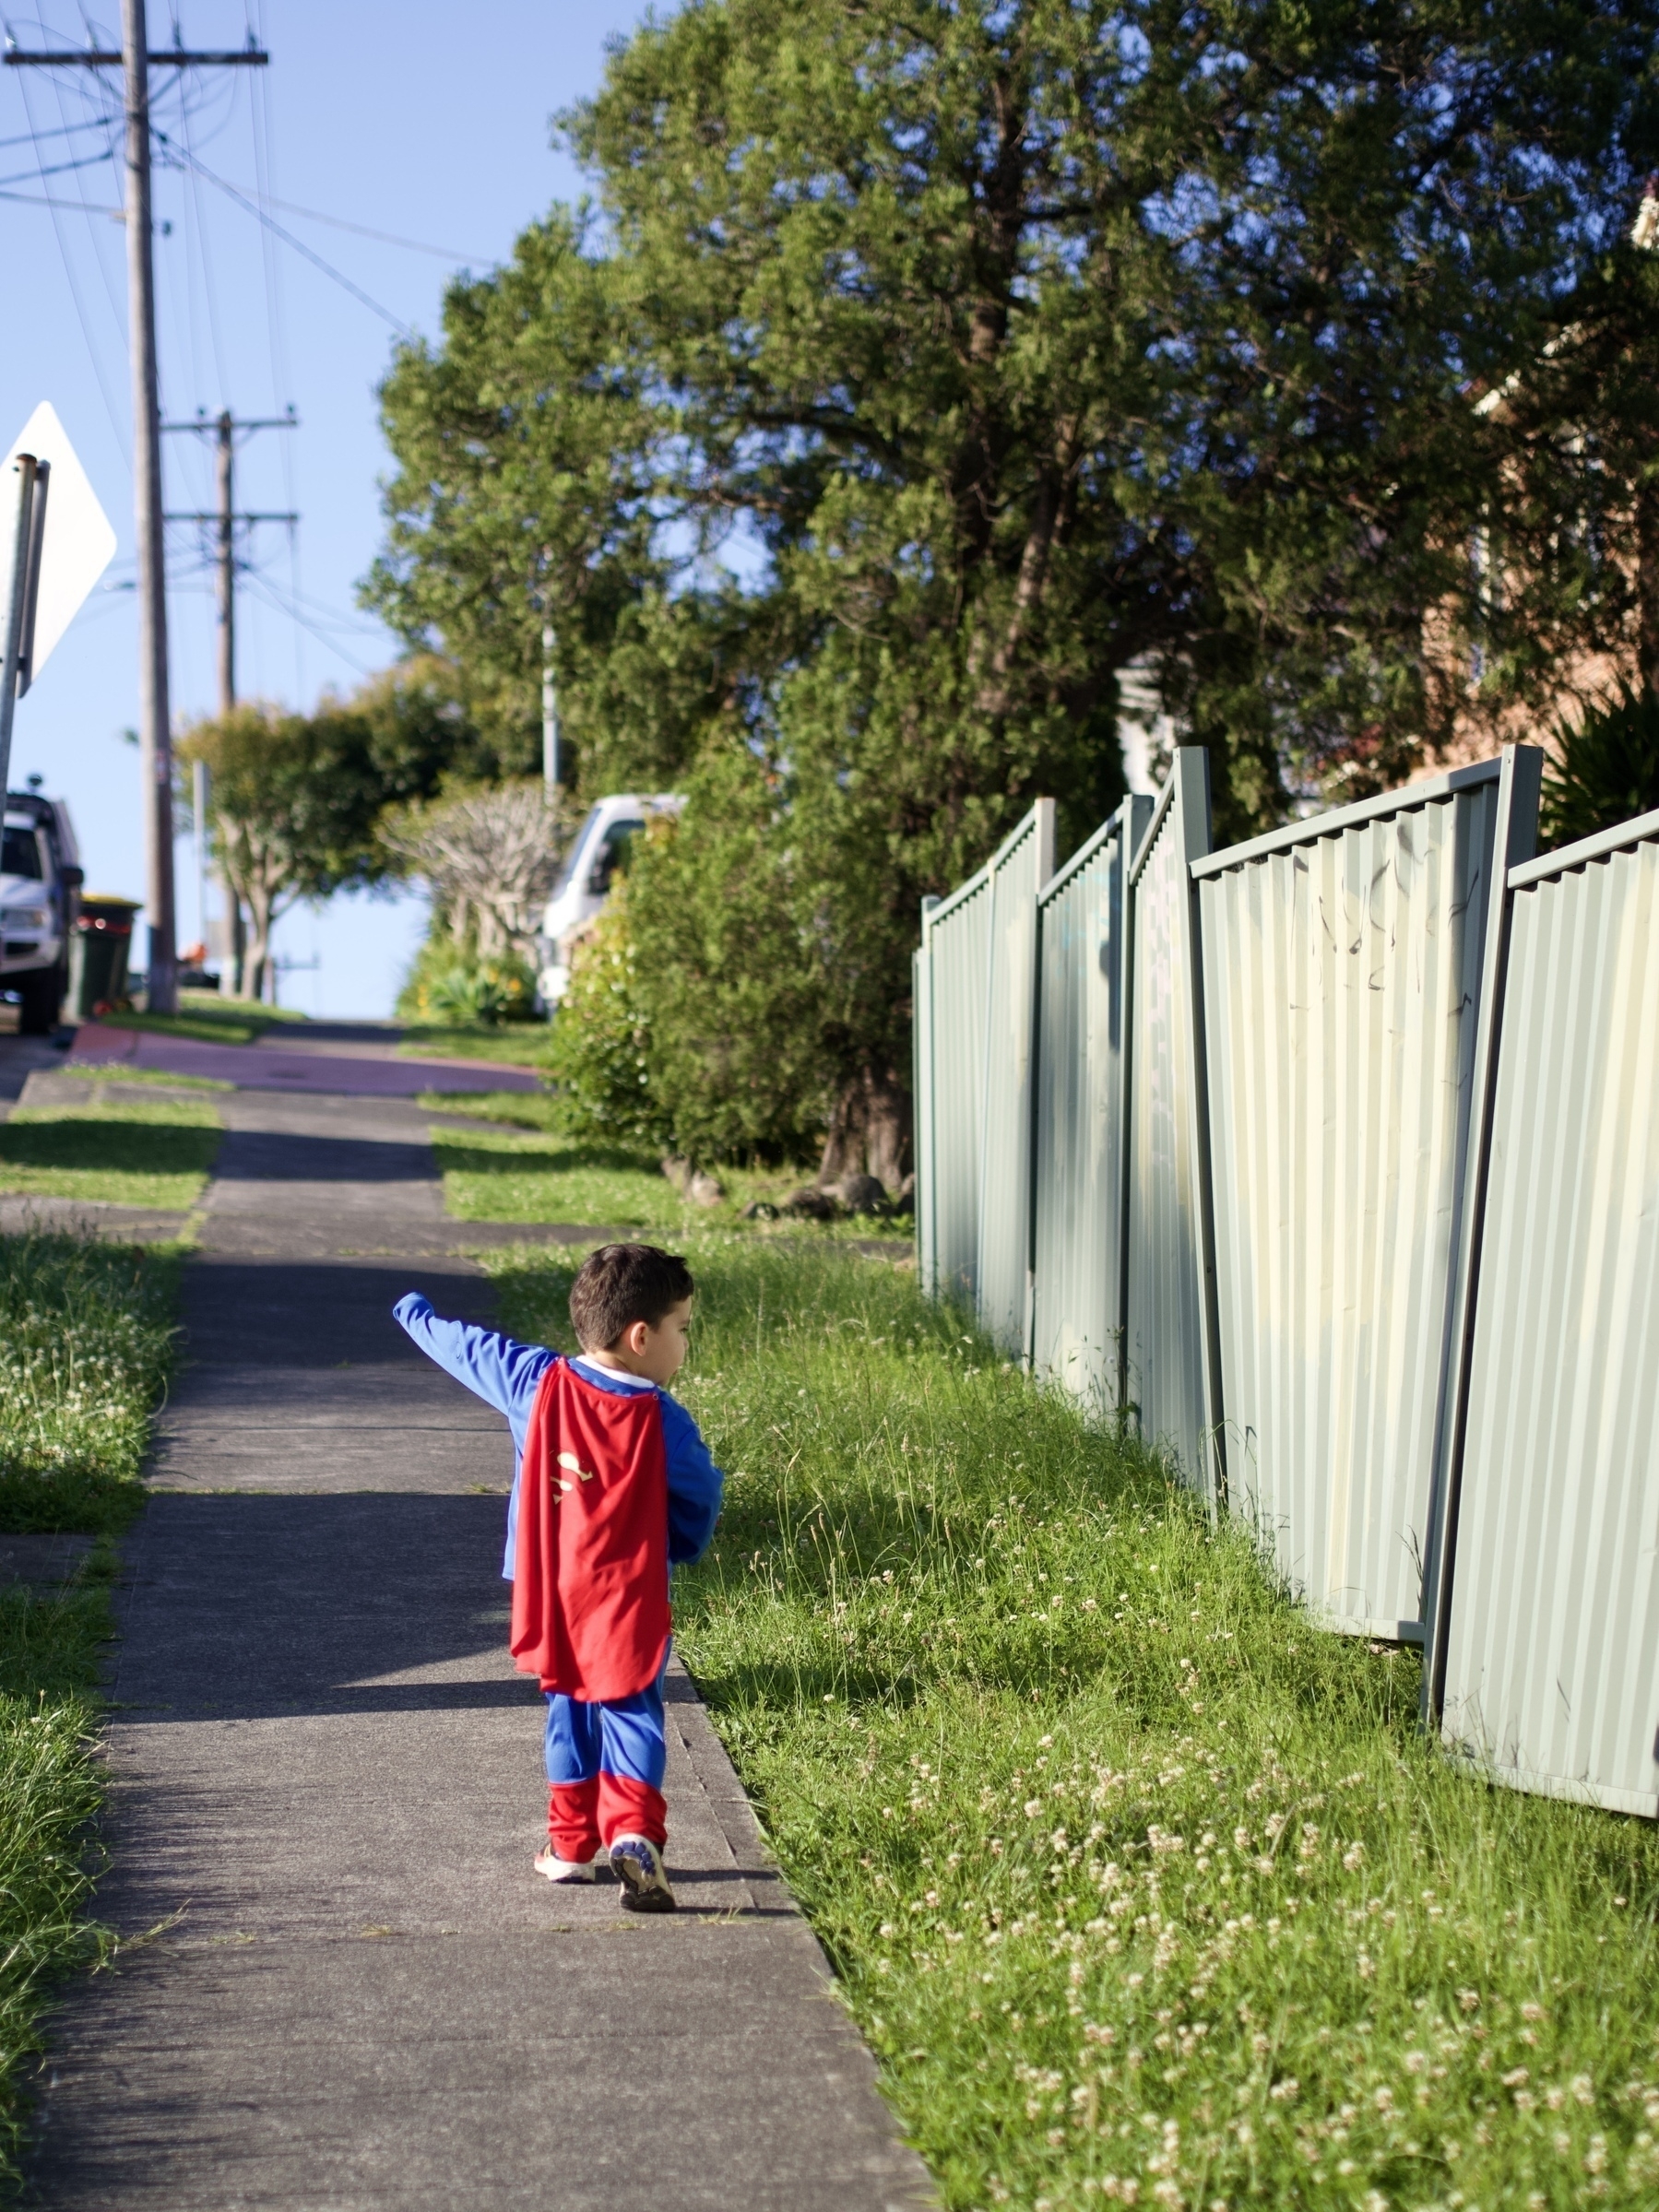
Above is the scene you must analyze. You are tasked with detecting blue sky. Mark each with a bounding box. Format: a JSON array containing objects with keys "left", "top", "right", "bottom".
[{"left": 1, "top": 0, "right": 653, "bottom": 1014}]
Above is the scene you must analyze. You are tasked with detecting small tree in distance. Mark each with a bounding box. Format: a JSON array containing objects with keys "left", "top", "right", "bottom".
[
  {"left": 176, "top": 703, "right": 387, "bottom": 1002},
  {"left": 378, "top": 779, "right": 572, "bottom": 964}
]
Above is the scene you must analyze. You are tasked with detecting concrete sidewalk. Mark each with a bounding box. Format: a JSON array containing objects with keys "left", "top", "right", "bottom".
[{"left": 25, "top": 1085, "right": 930, "bottom": 2208}]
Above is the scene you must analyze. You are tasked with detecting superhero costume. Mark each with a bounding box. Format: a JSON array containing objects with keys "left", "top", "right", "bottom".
[{"left": 393, "top": 1295, "right": 723, "bottom": 1854}]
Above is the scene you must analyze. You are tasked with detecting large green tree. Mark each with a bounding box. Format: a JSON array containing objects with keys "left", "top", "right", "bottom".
[{"left": 368, "top": 0, "right": 1658, "bottom": 1170}]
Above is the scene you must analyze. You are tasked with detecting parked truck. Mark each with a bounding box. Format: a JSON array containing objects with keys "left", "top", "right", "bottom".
[
  {"left": 536, "top": 793, "right": 684, "bottom": 1008},
  {"left": 1, "top": 788, "right": 82, "bottom": 1033}
]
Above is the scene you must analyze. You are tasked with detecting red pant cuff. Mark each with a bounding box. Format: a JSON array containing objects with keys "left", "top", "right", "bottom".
[
  {"left": 547, "top": 1780, "right": 601, "bottom": 1862},
  {"left": 598, "top": 1773, "right": 668, "bottom": 1850}
]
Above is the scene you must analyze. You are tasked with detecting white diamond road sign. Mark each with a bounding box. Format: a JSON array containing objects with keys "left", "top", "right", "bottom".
[{"left": 2, "top": 401, "right": 118, "bottom": 685}]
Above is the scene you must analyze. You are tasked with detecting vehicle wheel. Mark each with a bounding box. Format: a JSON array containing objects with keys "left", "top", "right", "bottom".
[{"left": 16, "top": 964, "right": 64, "bottom": 1035}]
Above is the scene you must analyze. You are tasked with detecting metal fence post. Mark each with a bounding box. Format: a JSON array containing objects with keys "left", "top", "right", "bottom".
[
  {"left": 1421, "top": 742, "right": 1544, "bottom": 1721},
  {"left": 1123, "top": 750, "right": 1222, "bottom": 1498}
]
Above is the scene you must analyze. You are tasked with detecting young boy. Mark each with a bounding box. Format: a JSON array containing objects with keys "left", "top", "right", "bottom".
[{"left": 393, "top": 1244, "right": 722, "bottom": 1912}]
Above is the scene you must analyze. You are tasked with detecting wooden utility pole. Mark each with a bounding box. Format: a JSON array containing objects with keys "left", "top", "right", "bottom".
[
  {"left": 211, "top": 412, "right": 235, "bottom": 988},
  {"left": 6, "top": 13, "right": 269, "bottom": 1013},
  {"left": 162, "top": 408, "right": 295, "bottom": 990},
  {"left": 121, "top": 0, "right": 180, "bottom": 1006},
  {"left": 215, "top": 409, "right": 234, "bottom": 714},
  {"left": 162, "top": 411, "right": 296, "bottom": 715}
]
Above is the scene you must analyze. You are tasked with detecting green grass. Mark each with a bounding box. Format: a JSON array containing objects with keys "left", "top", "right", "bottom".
[
  {"left": 433, "top": 1124, "right": 703, "bottom": 1230},
  {"left": 0, "top": 1585, "right": 114, "bottom": 2177},
  {"left": 0, "top": 1228, "right": 185, "bottom": 2179},
  {"left": 99, "top": 989, "right": 306, "bottom": 1047},
  {"left": 0, "top": 1230, "right": 179, "bottom": 1532},
  {"left": 61, "top": 1063, "right": 232, "bottom": 1094},
  {"left": 418, "top": 1087, "right": 572, "bottom": 1132},
  {"left": 0, "top": 1095, "right": 222, "bottom": 1210},
  {"left": 398, "top": 1022, "right": 555, "bottom": 1069},
  {"left": 427, "top": 1096, "right": 910, "bottom": 1240},
  {"left": 489, "top": 1237, "right": 1659, "bottom": 2212}
]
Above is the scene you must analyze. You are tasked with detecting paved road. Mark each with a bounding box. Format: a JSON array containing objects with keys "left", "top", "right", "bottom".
[
  {"left": 68, "top": 1016, "right": 541, "bottom": 1096},
  {"left": 24, "top": 1084, "right": 929, "bottom": 2209}
]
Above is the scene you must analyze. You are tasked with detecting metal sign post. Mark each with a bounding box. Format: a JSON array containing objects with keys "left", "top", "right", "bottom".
[
  {"left": 1, "top": 405, "right": 119, "bottom": 803},
  {"left": 0, "top": 453, "right": 43, "bottom": 802}
]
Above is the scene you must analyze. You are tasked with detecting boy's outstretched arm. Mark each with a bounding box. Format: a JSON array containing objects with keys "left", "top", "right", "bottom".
[
  {"left": 393, "top": 1292, "right": 552, "bottom": 1442},
  {"left": 658, "top": 1395, "right": 724, "bottom": 1565}
]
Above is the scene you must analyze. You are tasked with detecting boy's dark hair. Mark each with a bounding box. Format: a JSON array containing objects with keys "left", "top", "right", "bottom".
[{"left": 569, "top": 1244, "right": 694, "bottom": 1351}]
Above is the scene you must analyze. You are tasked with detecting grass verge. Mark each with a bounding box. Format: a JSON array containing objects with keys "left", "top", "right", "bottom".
[
  {"left": 0, "top": 1228, "right": 182, "bottom": 2179},
  {"left": 398, "top": 1022, "right": 555, "bottom": 1069},
  {"left": 488, "top": 1236, "right": 1659, "bottom": 2212},
  {"left": 0, "top": 1095, "right": 221, "bottom": 1210},
  {"left": 61, "top": 1063, "right": 231, "bottom": 1094},
  {"left": 0, "top": 1230, "right": 179, "bottom": 1532},
  {"left": 427, "top": 1095, "right": 910, "bottom": 1242},
  {"left": 97, "top": 990, "right": 305, "bottom": 1047}
]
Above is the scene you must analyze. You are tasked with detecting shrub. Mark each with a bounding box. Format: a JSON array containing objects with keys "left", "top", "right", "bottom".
[
  {"left": 397, "top": 936, "right": 539, "bottom": 1026},
  {"left": 551, "top": 744, "right": 831, "bottom": 1163},
  {"left": 1541, "top": 682, "right": 1659, "bottom": 848},
  {"left": 546, "top": 890, "right": 668, "bottom": 1149}
]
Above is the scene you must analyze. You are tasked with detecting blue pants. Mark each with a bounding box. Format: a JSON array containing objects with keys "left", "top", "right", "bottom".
[{"left": 543, "top": 1647, "right": 669, "bottom": 1855}]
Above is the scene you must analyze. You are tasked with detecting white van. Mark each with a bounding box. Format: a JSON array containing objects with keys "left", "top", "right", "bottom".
[
  {"left": 2, "top": 788, "right": 82, "bottom": 1032},
  {"left": 536, "top": 792, "right": 684, "bottom": 1007}
]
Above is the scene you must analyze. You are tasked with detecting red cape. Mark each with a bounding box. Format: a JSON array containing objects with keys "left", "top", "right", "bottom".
[{"left": 509, "top": 1360, "right": 670, "bottom": 1700}]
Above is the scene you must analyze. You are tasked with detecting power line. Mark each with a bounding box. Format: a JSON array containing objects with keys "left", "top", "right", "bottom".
[
  {"left": 253, "top": 191, "right": 488, "bottom": 264},
  {"left": 0, "top": 183, "right": 116, "bottom": 207},
  {"left": 246, "top": 57, "right": 301, "bottom": 696},
  {"left": 256, "top": 576, "right": 385, "bottom": 636},
  {"left": 242, "top": 572, "right": 378, "bottom": 677},
  {"left": 0, "top": 145, "right": 116, "bottom": 184},
  {"left": 180, "top": 62, "right": 230, "bottom": 402},
  {"left": 47, "top": 59, "right": 128, "bottom": 351},
  {"left": 0, "top": 113, "right": 108, "bottom": 149},
  {"left": 159, "top": 135, "right": 413, "bottom": 337},
  {"left": 11, "top": 69, "right": 129, "bottom": 459}
]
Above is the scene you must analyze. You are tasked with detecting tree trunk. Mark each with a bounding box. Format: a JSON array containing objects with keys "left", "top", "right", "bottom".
[
  {"left": 818, "top": 1068, "right": 910, "bottom": 1192},
  {"left": 244, "top": 882, "right": 276, "bottom": 1005},
  {"left": 220, "top": 871, "right": 246, "bottom": 996}
]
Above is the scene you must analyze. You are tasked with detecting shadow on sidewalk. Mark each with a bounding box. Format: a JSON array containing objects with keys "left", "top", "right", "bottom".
[
  {"left": 209, "top": 1125, "right": 438, "bottom": 1185},
  {"left": 114, "top": 1493, "right": 539, "bottom": 1723}
]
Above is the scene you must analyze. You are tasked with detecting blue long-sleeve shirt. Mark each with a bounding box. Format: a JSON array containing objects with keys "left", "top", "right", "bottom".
[{"left": 393, "top": 1293, "right": 724, "bottom": 1579}]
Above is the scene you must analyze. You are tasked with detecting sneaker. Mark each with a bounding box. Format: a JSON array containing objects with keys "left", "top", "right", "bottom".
[
  {"left": 609, "top": 1833, "right": 676, "bottom": 1913},
  {"left": 535, "top": 1843, "right": 601, "bottom": 1884}
]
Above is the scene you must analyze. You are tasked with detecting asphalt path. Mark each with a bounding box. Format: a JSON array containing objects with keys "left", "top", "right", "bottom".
[
  {"left": 22, "top": 1082, "right": 930, "bottom": 2209},
  {"left": 67, "top": 1016, "right": 540, "bottom": 1097}
]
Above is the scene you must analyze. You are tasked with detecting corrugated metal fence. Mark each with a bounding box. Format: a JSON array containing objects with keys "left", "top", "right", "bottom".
[
  {"left": 1030, "top": 795, "right": 1152, "bottom": 1414},
  {"left": 914, "top": 801, "right": 1054, "bottom": 1343},
  {"left": 1124, "top": 751, "right": 1226, "bottom": 1502},
  {"left": 916, "top": 742, "right": 1659, "bottom": 1818},
  {"left": 1198, "top": 757, "right": 1514, "bottom": 1642},
  {"left": 1427, "top": 798, "right": 1659, "bottom": 1818}
]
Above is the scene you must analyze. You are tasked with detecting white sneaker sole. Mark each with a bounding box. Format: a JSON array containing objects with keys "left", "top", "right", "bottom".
[
  {"left": 609, "top": 1835, "right": 676, "bottom": 1912},
  {"left": 535, "top": 1852, "right": 598, "bottom": 1884}
]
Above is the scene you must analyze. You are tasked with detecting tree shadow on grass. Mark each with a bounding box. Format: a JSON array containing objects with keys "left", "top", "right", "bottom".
[{"left": 0, "top": 1118, "right": 220, "bottom": 1186}]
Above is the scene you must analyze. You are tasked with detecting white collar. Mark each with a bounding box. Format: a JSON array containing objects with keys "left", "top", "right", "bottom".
[{"left": 568, "top": 1354, "right": 656, "bottom": 1394}]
